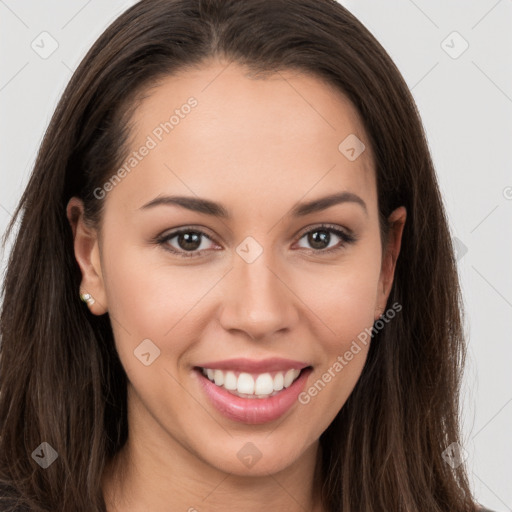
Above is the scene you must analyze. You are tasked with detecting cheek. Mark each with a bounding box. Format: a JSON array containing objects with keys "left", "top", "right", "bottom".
[
  {"left": 291, "top": 246, "right": 381, "bottom": 417},
  {"left": 101, "top": 240, "right": 225, "bottom": 361},
  {"left": 101, "top": 258, "right": 210, "bottom": 409},
  {"left": 292, "top": 248, "right": 382, "bottom": 344},
  {"left": 295, "top": 287, "right": 375, "bottom": 433}
]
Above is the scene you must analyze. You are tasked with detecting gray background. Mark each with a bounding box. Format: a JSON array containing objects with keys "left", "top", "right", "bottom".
[{"left": 1, "top": 1, "right": 511, "bottom": 510}]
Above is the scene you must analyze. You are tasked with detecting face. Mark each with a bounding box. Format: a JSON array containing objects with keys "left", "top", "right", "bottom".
[{"left": 68, "top": 59, "right": 405, "bottom": 478}]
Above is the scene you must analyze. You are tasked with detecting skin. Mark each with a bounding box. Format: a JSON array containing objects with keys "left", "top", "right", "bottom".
[{"left": 67, "top": 58, "right": 406, "bottom": 512}]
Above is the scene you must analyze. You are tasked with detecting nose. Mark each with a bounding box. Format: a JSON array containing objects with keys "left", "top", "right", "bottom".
[{"left": 218, "top": 246, "right": 299, "bottom": 341}]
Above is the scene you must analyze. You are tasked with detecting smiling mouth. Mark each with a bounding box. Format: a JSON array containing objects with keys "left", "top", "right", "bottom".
[{"left": 195, "top": 366, "right": 311, "bottom": 399}]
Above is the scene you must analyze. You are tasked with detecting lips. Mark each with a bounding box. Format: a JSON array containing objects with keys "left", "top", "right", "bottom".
[{"left": 193, "top": 357, "right": 312, "bottom": 424}]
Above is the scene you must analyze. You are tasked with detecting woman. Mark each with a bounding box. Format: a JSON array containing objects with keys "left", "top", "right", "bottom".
[{"left": 0, "top": 0, "right": 494, "bottom": 510}]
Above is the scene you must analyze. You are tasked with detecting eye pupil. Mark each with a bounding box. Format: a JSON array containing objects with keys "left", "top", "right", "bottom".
[
  {"left": 308, "top": 230, "right": 330, "bottom": 249},
  {"left": 178, "top": 232, "right": 201, "bottom": 251}
]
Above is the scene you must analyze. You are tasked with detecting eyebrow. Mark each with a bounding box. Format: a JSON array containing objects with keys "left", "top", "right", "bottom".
[{"left": 139, "top": 191, "right": 367, "bottom": 218}]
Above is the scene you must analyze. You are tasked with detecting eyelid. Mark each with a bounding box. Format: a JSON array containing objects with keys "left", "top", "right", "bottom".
[{"left": 294, "top": 222, "right": 355, "bottom": 240}]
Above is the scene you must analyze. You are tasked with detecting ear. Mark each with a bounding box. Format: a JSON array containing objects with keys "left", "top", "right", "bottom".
[
  {"left": 375, "top": 206, "right": 406, "bottom": 320},
  {"left": 66, "top": 197, "right": 108, "bottom": 315}
]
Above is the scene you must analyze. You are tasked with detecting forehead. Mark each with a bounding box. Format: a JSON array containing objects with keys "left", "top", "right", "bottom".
[{"left": 112, "top": 60, "right": 377, "bottom": 216}]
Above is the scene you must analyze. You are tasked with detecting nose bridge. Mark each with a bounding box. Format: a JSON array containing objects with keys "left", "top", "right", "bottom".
[{"left": 219, "top": 236, "right": 298, "bottom": 339}]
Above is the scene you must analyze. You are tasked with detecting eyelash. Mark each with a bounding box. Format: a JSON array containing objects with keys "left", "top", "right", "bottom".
[{"left": 154, "top": 224, "right": 357, "bottom": 259}]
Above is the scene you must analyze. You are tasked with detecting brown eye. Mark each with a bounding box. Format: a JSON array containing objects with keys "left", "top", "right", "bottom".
[
  {"left": 296, "top": 225, "right": 356, "bottom": 253},
  {"left": 157, "top": 229, "right": 218, "bottom": 258}
]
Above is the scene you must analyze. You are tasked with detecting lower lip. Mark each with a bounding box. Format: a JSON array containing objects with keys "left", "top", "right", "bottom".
[{"left": 195, "top": 367, "right": 312, "bottom": 425}]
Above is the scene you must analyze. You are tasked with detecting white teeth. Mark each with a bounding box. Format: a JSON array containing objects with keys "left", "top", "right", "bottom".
[
  {"left": 224, "top": 371, "right": 237, "bottom": 390},
  {"left": 273, "top": 372, "right": 284, "bottom": 391},
  {"left": 284, "top": 369, "right": 300, "bottom": 388},
  {"left": 200, "top": 367, "right": 304, "bottom": 398},
  {"left": 237, "top": 373, "right": 255, "bottom": 394},
  {"left": 213, "top": 369, "right": 224, "bottom": 386},
  {"left": 254, "top": 373, "right": 274, "bottom": 395}
]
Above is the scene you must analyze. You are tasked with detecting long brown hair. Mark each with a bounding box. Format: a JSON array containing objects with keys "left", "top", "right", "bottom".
[{"left": 0, "top": 0, "right": 477, "bottom": 510}]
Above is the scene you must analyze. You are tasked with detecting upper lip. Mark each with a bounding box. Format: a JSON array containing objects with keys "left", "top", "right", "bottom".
[{"left": 196, "top": 358, "right": 311, "bottom": 373}]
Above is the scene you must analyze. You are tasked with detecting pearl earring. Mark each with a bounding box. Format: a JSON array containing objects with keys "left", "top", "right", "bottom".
[{"left": 80, "top": 292, "right": 95, "bottom": 305}]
